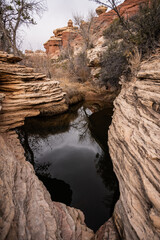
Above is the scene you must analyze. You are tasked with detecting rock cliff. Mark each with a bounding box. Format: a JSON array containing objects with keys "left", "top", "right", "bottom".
[
  {"left": 0, "top": 52, "right": 68, "bottom": 132},
  {"left": 0, "top": 131, "right": 94, "bottom": 240},
  {"left": 108, "top": 56, "right": 160, "bottom": 239}
]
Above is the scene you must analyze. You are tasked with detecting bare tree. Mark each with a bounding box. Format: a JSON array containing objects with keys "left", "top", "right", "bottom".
[
  {"left": 90, "top": 0, "right": 133, "bottom": 36},
  {"left": 73, "top": 11, "right": 95, "bottom": 49},
  {"left": 90, "top": 0, "right": 122, "bottom": 17},
  {"left": 0, "top": 0, "right": 47, "bottom": 55}
]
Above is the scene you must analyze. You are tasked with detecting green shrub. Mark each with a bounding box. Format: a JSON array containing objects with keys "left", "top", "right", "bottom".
[
  {"left": 129, "top": 0, "right": 160, "bottom": 53},
  {"left": 101, "top": 42, "right": 129, "bottom": 87},
  {"left": 100, "top": 0, "right": 160, "bottom": 87},
  {"left": 103, "top": 18, "right": 125, "bottom": 43}
]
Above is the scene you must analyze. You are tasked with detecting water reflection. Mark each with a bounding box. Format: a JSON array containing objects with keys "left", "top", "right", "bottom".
[
  {"left": 17, "top": 103, "right": 119, "bottom": 232},
  {"left": 38, "top": 175, "right": 72, "bottom": 205}
]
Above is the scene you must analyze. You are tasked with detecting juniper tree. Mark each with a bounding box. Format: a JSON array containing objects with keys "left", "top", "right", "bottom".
[{"left": 0, "top": 0, "right": 46, "bottom": 54}]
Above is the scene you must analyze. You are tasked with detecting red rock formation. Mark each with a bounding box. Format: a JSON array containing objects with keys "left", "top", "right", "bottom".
[
  {"left": 43, "top": 0, "right": 147, "bottom": 58},
  {"left": 44, "top": 20, "right": 79, "bottom": 58},
  {"left": 62, "top": 31, "right": 78, "bottom": 48},
  {"left": 96, "top": 5, "right": 108, "bottom": 16},
  {"left": 93, "top": 0, "right": 147, "bottom": 38},
  {"left": 44, "top": 36, "right": 62, "bottom": 56}
]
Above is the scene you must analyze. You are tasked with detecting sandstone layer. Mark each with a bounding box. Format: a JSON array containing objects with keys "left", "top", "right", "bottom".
[
  {"left": 0, "top": 93, "right": 4, "bottom": 111},
  {"left": 0, "top": 131, "right": 94, "bottom": 240},
  {"left": 108, "top": 56, "right": 160, "bottom": 239},
  {"left": 0, "top": 53, "right": 67, "bottom": 132}
]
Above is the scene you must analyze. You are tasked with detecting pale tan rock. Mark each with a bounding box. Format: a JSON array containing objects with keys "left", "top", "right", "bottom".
[
  {"left": 137, "top": 58, "right": 160, "bottom": 79},
  {"left": 0, "top": 53, "right": 68, "bottom": 132},
  {"left": 108, "top": 56, "right": 160, "bottom": 239},
  {"left": 87, "top": 38, "right": 107, "bottom": 68},
  {"left": 0, "top": 132, "right": 94, "bottom": 240},
  {"left": 68, "top": 19, "right": 73, "bottom": 28},
  {"left": 0, "top": 52, "right": 22, "bottom": 63},
  {"left": 96, "top": 6, "right": 108, "bottom": 16}
]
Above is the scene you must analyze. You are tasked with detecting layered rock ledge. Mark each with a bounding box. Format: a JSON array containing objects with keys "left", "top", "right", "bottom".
[
  {"left": 0, "top": 53, "right": 68, "bottom": 132},
  {"left": 108, "top": 56, "right": 160, "bottom": 239}
]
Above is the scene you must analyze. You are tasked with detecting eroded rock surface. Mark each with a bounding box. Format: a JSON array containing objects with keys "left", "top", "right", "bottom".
[
  {"left": 93, "top": 218, "right": 120, "bottom": 240},
  {"left": 0, "top": 53, "right": 68, "bottom": 132},
  {"left": 0, "top": 93, "right": 4, "bottom": 111},
  {"left": 0, "top": 132, "right": 94, "bottom": 240},
  {"left": 108, "top": 56, "right": 160, "bottom": 239}
]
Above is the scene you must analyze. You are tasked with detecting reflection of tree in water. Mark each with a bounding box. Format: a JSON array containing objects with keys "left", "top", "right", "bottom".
[
  {"left": 17, "top": 103, "right": 97, "bottom": 163},
  {"left": 70, "top": 107, "right": 94, "bottom": 142},
  {"left": 38, "top": 174, "right": 73, "bottom": 206},
  {"left": 87, "top": 108, "right": 119, "bottom": 212},
  {"left": 31, "top": 154, "right": 73, "bottom": 205},
  {"left": 16, "top": 127, "right": 34, "bottom": 164},
  {"left": 15, "top": 132, "right": 73, "bottom": 206},
  {"left": 35, "top": 161, "right": 51, "bottom": 176},
  {"left": 95, "top": 151, "right": 119, "bottom": 213},
  {"left": 17, "top": 103, "right": 83, "bottom": 162}
]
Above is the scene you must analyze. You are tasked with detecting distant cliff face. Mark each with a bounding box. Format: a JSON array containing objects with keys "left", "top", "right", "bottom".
[
  {"left": 92, "top": 0, "right": 146, "bottom": 38},
  {"left": 108, "top": 56, "right": 160, "bottom": 239},
  {"left": 0, "top": 52, "right": 68, "bottom": 132}
]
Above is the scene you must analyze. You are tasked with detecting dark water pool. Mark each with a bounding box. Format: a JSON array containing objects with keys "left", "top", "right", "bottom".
[{"left": 18, "top": 103, "right": 119, "bottom": 232}]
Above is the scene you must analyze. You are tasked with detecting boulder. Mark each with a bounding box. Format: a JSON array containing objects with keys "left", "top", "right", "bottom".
[{"left": 96, "top": 6, "right": 108, "bottom": 16}]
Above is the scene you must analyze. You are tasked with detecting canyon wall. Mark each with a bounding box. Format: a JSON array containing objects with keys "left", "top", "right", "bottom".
[
  {"left": 0, "top": 52, "right": 68, "bottom": 132},
  {"left": 108, "top": 56, "right": 160, "bottom": 239}
]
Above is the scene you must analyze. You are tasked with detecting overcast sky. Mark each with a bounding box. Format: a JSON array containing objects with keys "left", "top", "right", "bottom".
[
  {"left": 21, "top": 0, "right": 99, "bottom": 51},
  {"left": 21, "top": 0, "right": 124, "bottom": 52}
]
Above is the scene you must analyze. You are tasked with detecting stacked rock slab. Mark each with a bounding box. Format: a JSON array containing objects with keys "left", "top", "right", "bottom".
[
  {"left": 0, "top": 131, "right": 94, "bottom": 240},
  {"left": 108, "top": 56, "right": 160, "bottom": 239},
  {"left": 0, "top": 52, "right": 68, "bottom": 132}
]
